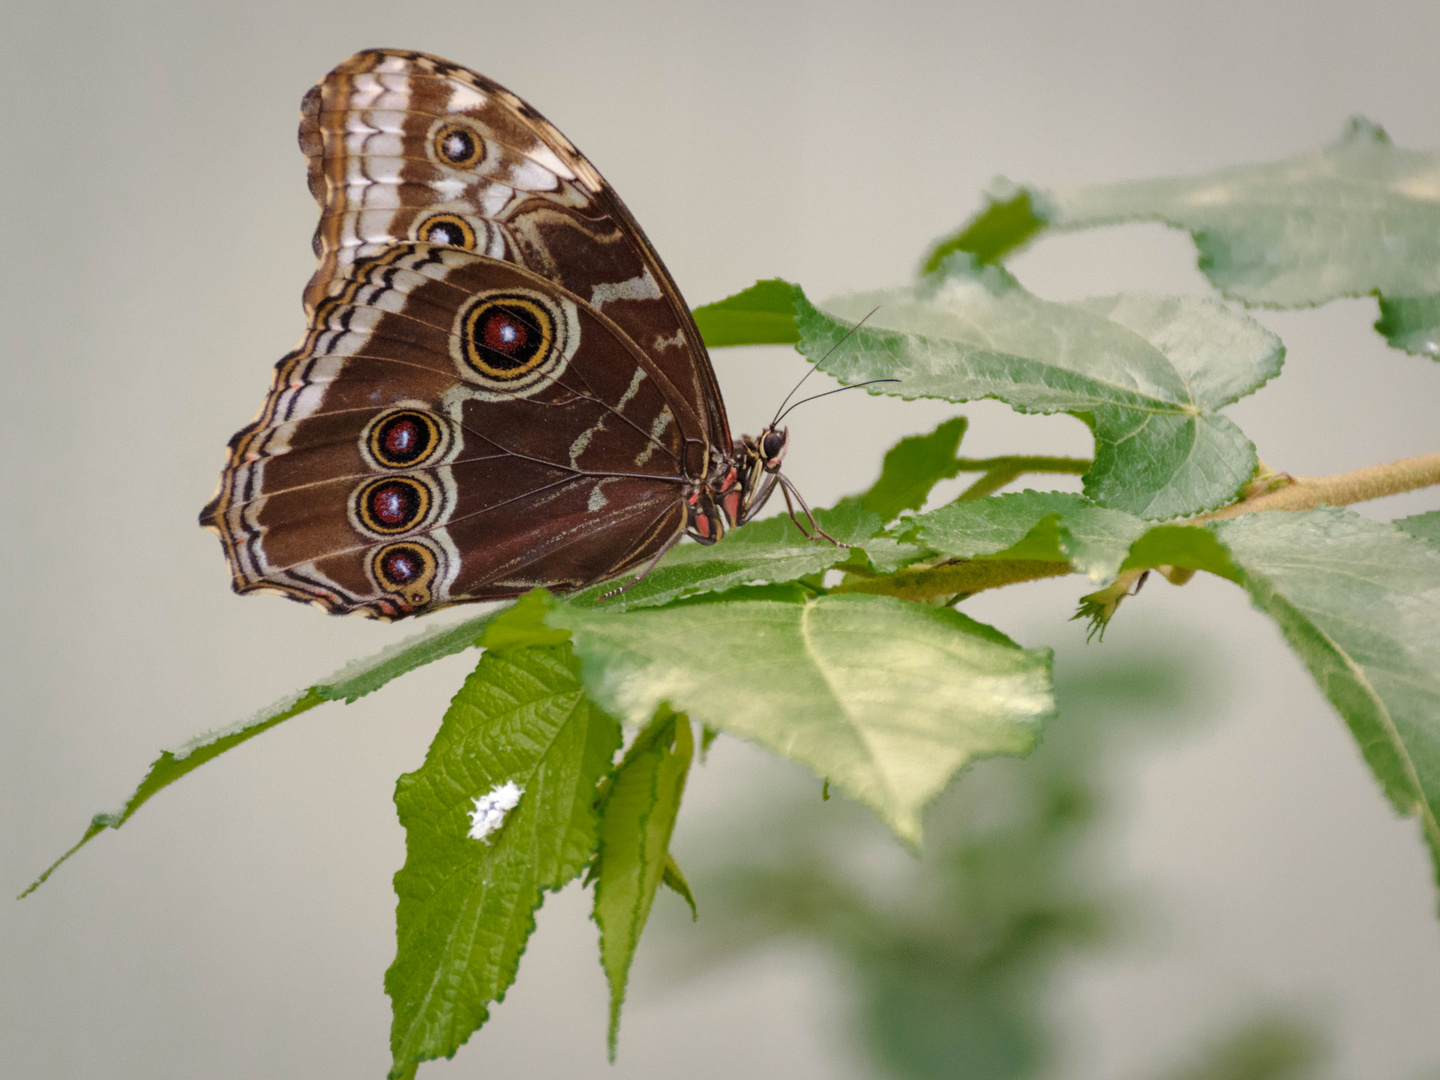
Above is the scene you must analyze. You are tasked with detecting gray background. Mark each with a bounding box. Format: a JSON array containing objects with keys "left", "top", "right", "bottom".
[{"left": 4, "top": 1, "right": 1440, "bottom": 1077}]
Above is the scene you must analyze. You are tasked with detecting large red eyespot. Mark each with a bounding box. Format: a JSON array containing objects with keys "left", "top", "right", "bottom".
[
  {"left": 366, "top": 410, "right": 446, "bottom": 469},
  {"left": 353, "top": 476, "right": 433, "bottom": 536},
  {"left": 460, "top": 294, "right": 555, "bottom": 379}
]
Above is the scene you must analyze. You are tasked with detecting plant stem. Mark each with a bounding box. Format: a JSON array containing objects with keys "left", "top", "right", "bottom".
[
  {"left": 1079, "top": 449, "right": 1440, "bottom": 618},
  {"left": 843, "top": 450, "right": 1440, "bottom": 606},
  {"left": 1201, "top": 450, "right": 1440, "bottom": 521}
]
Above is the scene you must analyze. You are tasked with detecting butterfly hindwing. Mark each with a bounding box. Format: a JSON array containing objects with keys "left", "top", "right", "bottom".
[{"left": 203, "top": 243, "right": 698, "bottom": 618}]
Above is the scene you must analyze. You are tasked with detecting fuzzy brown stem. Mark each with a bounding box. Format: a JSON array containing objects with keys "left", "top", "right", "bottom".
[{"left": 1201, "top": 450, "right": 1440, "bottom": 522}]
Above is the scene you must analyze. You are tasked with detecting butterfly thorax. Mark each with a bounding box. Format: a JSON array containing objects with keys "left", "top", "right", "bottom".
[{"left": 684, "top": 426, "right": 789, "bottom": 545}]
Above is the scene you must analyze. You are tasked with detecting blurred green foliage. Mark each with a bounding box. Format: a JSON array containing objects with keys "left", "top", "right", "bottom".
[{"left": 659, "top": 643, "right": 1331, "bottom": 1080}]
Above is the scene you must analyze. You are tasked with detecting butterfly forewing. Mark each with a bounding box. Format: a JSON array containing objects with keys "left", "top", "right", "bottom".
[{"left": 300, "top": 49, "right": 729, "bottom": 449}]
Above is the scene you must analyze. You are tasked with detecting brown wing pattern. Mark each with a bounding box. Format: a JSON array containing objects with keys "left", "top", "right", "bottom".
[
  {"left": 299, "top": 48, "right": 729, "bottom": 451},
  {"left": 204, "top": 51, "right": 734, "bottom": 619},
  {"left": 202, "top": 244, "right": 699, "bottom": 618}
]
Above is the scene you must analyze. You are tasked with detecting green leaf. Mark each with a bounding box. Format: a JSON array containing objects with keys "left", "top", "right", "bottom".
[
  {"left": 1396, "top": 510, "right": 1440, "bottom": 548},
  {"left": 593, "top": 710, "right": 694, "bottom": 1058},
  {"left": 921, "top": 188, "right": 1047, "bottom": 274},
  {"left": 661, "top": 854, "right": 697, "bottom": 919},
  {"left": 691, "top": 279, "right": 801, "bottom": 347},
  {"left": 1375, "top": 293, "right": 1440, "bottom": 357},
  {"left": 479, "top": 589, "right": 572, "bottom": 651},
  {"left": 1072, "top": 523, "right": 1241, "bottom": 639},
  {"left": 859, "top": 417, "right": 969, "bottom": 522},
  {"left": 566, "top": 499, "right": 901, "bottom": 610},
  {"left": 386, "top": 644, "right": 622, "bottom": 1076},
  {"left": 546, "top": 592, "right": 1054, "bottom": 844},
  {"left": 19, "top": 608, "right": 501, "bottom": 898},
  {"left": 1119, "top": 524, "right": 1240, "bottom": 580},
  {"left": 1211, "top": 508, "right": 1440, "bottom": 901},
  {"left": 1029, "top": 117, "right": 1440, "bottom": 354},
  {"left": 796, "top": 263, "right": 1281, "bottom": 519},
  {"left": 911, "top": 490, "right": 1150, "bottom": 583}
]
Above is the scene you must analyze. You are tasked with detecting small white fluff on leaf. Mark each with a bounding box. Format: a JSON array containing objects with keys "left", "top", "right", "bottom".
[{"left": 468, "top": 781, "right": 524, "bottom": 842}]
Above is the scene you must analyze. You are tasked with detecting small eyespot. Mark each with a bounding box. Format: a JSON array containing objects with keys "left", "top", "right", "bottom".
[
  {"left": 418, "top": 213, "right": 477, "bottom": 251},
  {"left": 433, "top": 123, "right": 484, "bottom": 168},
  {"left": 370, "top": 541, "right": 438, "bottom": 609}
]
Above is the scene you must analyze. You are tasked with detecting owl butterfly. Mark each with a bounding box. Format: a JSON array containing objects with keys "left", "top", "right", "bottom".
[{"left": 201, "top": 49, "right": 829, "bottom": 620}]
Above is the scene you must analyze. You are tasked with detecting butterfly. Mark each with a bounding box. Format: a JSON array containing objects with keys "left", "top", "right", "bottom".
[{"left": 201, "top": 49, "right": 829, "bottom": 620}]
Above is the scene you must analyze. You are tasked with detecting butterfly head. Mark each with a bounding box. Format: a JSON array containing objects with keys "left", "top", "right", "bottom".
[{"left": 758, "top": 426, "right": 789, "bottom": 472}]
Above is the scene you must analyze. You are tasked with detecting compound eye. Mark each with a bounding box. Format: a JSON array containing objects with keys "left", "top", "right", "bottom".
[{"left": 761, "top": 429, "right": 788, "bottom": 465}]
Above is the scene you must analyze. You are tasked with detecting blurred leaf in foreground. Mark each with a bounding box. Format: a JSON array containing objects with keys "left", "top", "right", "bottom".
[
  {"left": 1152, "top": 1013, "right": 1326, "bottom": 1080},
  {"left": 659, "top": 645, "right": 1225, "bottom": 1080}
]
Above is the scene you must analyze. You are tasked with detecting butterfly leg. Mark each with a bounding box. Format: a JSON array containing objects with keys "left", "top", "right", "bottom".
[
  {"left": 598, "top": 528, "right": 689, "bottom": 601},
  {"left": 778, "top": 475, "right": 847, "bottom": 547}
]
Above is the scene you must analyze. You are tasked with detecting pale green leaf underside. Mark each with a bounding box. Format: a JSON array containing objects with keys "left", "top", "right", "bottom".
[
  {"left": 910, "top": 497, "right": 1440, "bottom": 900},
  {"left": 1036, "top": 118, "right": 1440, "bottom": 356},
  {"left": 1210, "top": 509, "right": 1440, "bottom": 901},
  {"left": 20, "top": 608, "right": 500, "bottom": 898},
  {"left": 797, "top": 266, "right": 1280, "bottom": 519},
  {"left": 594, "top": 712, "right": 693, "bottom": 1058},
  {"left": 547, "top": 592, "right": 1054, "bottom": 844},
  {"left": 1047, "top": 119, "right": 1440, "bottom": 304},
  {"left": 387, "top": 645, "right": 621, "bottom": 1077}
]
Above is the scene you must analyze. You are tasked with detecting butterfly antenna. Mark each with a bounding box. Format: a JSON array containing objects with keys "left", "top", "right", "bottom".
[
  {"left": 773, "top": 378, "right": 900, "bottom": 426},
  {"left": 769, "top": 306, "right": 883, "bottom": 426}
]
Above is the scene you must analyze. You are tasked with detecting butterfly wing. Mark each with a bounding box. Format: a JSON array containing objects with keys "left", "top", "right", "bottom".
[
  {"left": 202, "top": 244, "right": 700, "bottom": 618},
  {"left": 204, "top": 51, "right": 735, "bottom": 619},
  {"left": 300, "top": 48, "right": 730, "bottom": 451}
]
